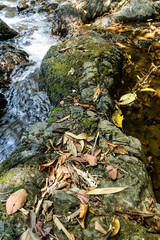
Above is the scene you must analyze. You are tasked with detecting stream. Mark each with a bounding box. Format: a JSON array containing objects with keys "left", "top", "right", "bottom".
[{"left": 0, "top": 0, "right": 60, "bottom": 162}]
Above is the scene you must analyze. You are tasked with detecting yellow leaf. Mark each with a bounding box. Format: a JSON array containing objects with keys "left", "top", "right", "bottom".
[
  {"left": 128, "top": 54, "right": 131, "bottom": 59},
  {"left": 140, "top": 88, "right": 155, "bottom": 92},
  {"left": 119, "top": 93, "right": 137, "bottom": 105},
  {"left": 112, "top": 109, "right": 123, "bottom": 129},
  {"left": 110, "top": 218, "right": 120, "bottom": 237},
  {"left": 86, "top": 186, "right": 127, "bottom": 195},
  {"left": 85, "top": 24, "right": 91, "bottom": 26}
]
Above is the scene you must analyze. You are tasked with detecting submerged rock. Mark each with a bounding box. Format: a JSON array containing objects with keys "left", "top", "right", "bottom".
[
  {"left": 0, "top": 44, "right": 29, "bottom": 87},
  {"left": 0, "top": 18, "right": 18, "bottom": 41}
]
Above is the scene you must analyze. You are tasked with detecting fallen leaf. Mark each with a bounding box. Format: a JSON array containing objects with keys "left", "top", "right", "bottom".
[
  {"left": 93, "top": 84, "right": 103, "bottom": 102},
  {"left": 91, "top": 148, "right": 101, "bottom": 157},
  {"left": 77, "top": 190, "right": 90, "bottom": 203},
  {"left": 39, "top": 160, "right": 57, "bottom": 172},
  {"left": 65, "top": 132, "right": 95, "bottom": 141},
  {"left": 6, "top": 189, "right": 28, "bottom": 215},
  {"left": 82, "top": 153, "right": 97, "bottom": 166},
  {"left": 78, "top": 203, "right": 89, "bottom": 228},
  {"left": 59, "top": 47, "right": 72, "bottom": 53},
  {"left": 20, "top": 228, "right": 41, "bottom": 240},
  {"left": 112, "top": 109, "right": 123, "bottom": 129},
  {"left": 68, "top": 67, "right": 75, "bottom": 75},
  {"left": 42, "top": 200, "right": 53, "bottom": 216},
  {"left": 20, "top": 229, "right": 31, "bottom": 240},
  {"left": 67, "top": 139, "right": 77, "bottom": 156},
  {"left": 119, "top": 93, "right": 137, "bottom": 105},
  {"left": 140, "top": 87, "right": 155, "bottom": 92},
  {"left": 95, "top": 221, "right": 107, "bottom": 234},
  {"left": 110, "top": 218, "right": 120, "bottom": 237},
  {"left": 114, "top": 146, "right": 128, "bottom": 155},
  {"left": 73, "top": 165, "right": 97, "bottom": 187},
  {"left": 56, "top": 115, "right": 70, "bottom": 123},
  {"left": 106, "top": 165, "right": 117, "bottom": 180},
  {"left": 36, "top": 221, "right": 46, "bottom": 237},
  {"left": 115, "top": 42, "right": 127, "bottom": 48},
  {"left": 86, "top": 186, "right": 127, "bottom": 195},
  {"left": 53, "top": 215, "right": 73, "bottom": 239}
]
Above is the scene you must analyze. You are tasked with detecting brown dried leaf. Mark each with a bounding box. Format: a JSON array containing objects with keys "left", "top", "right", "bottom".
[
  {"left": 20, "top": 229, "right": 31, "bottom": 240},
  {"left": 93, "top": 84, "right": 103, "bottom": 102},
  {"left": 6, "top": 189, "right": 27, "bottom": 215},
  {"left": 82, "top": 153, "right": 97, "bottom": 166},
  {"left": 49, "top": 168, "right": 56, "bottom": 182},
  {"left": 42, "top": 200, "right": 53, "bottom": 216},
  {"left": 36, "top": 221, "right": 46, "bottom": 237},
  {"left": 95, "top": 221, "right": 107, "bottom": 234},
  {"left": 39, "top": 160, "right": 57, "bottom": 172},
  {"left": 114, "top": 146, "right": 128, "bottom": 155},
  {"left": 91, "top": 148, "right": 101, "bottom": 157},
  {"left": 78, "top": 203, "right": 89, "bottom": 228},
  {"left": 77, "top": 190, "right": 90, "bottom": 203},
  {"left": 86, "top": 187, "right": 127, "bottom": 195},
  {"left": 106, "top": 165, "right": 118, "bottom": 180}
]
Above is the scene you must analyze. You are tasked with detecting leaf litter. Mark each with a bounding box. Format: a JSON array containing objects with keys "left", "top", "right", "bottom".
[{"left": 5, "top": 129, "right": 129, "bottom": 239}]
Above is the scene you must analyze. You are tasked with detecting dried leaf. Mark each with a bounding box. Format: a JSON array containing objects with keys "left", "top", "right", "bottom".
[
  {"left": 86, "top": 187, "right": 127, "bottom": 195},
  {"left": 79, "top": 140, "right": 85, "bottom": 152},
  {"left": 20, "top": 229, "right": 31, "bottom": 240},
  {"left": 42, "top": 200, "right": 53, "bottom": 216},
  {"left": 39, "top": 160, "right": 56, "bottom": 172},
  {"left": 68, "top": 67, "right": 75, "bottom": 75},
  {"left": 56, "top": 115, "right": 70, "bottom": 123},
  {"left": 77, "top": 190, "right": 90, "bottom": 203},
  {"left": 112, "top": 109, "right": 123, "bottom": 129},
  {"left": 106, "top": 165, "right": 117, "bottom": 180},
  {"left": 78, "top": 203, "right": 89, "bottom": 228},
  {"left": 36, "top": 221, "right": 46, "bottom": 237},
  {"left": 65, "top": 132, "right": 95, "bottom": 141},
  {"left": 115, "top": 42, "right": 127, "bottom": 48},
  {"left": 93, "top": 84, "right": 103, "bottom": 102},
  {"left": 6, "top": 189, "right": 27, "bottom": 215},
  {"left": 73, "top": 165, "right": 97, "bottom": 187},
  {"left": 110, "top": 219, "right": 120, "bottom": 237},
  {"left": 95, "top": 221, "right": 107, "bottom": 234},
  {"left": 20, "top": 228, "right": 41, "bottom": 240},
  {"left": 67, "top": 139, "right": 77, "bottom": 156},
  {"left": 53, "top": 215, "right": 73, "bottom": 239},
  {"left": 114, "top": 146, "right": 128, "bottom": 155},
  {"left": 119, "top": 93, "right": 137, "bottom": 105},
  {"left": 140, "top": 88, "right": 155, "bottom": 92},
  {"left": 82, "top": 153, "right": 97, "bottom": 166}
]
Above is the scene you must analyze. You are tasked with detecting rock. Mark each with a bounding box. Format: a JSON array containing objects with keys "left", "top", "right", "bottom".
[
  {"left": 40, "top": 31, "right": 122, "bottom": 113},
  {"left": 0, "top": 18, "right": 18, "bottom": 41},
  {"left": 94, "top": 0, "right": 160, "bottom": 28},
  {"left": 0, "top": 43, "right": 29, "bottom": 87},
  {"left": 17, "top": 0, "right": 30, "bottom": 10},
  {"left": 0, "top": 93, "right": 7, "bottom": 118},
  {"left": 51, "top": 0, "right": 111, "bottom": 36}
]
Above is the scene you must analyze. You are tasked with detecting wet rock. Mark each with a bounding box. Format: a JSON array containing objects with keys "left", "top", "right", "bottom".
[
  {"left": 17, "top": 0, "right": 30, "bottom": 10},
  {"left": 0, "top": 44, "right": 29, "bottom": 87},
  {"left": 37, "top": 0, "right": 60, "bottom": 13},
  {"left": 52, "top": 0, "right": 111, "bottom": 36},
  {"left": 40, "top": 31, "right": 122, "bottom": 113},
  {"left": 94, "top": 0, "right": 160, "bottom": 28},
  {"left": 0, "top": 18, "right": 18, "bottom": 41},
  {"left": 0, "top": 93, "right": 7, "bottom": 118},
  {"left": 0, "top": 5, "right": 6, "bottom": 11}
]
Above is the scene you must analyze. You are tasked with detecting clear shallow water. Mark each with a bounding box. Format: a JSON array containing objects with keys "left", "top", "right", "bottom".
[{"left": 0, "top": 1, "right": 60, "bottom": 161}]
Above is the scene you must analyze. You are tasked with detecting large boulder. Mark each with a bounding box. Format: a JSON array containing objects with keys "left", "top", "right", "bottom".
[
  {"left": 40, "top": 31, "right": 122, "bottom": 113},
  {"left": 94, "top": 0, "right": 160, "bottom": 28},
  {"left": 0, "top": 18, "right": 18, "bottom": 41}
]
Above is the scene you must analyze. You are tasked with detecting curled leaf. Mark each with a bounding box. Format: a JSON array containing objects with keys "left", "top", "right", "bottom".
[
  {"left": 78, "top": 203, "right": 89, "bottom": 228},
  {"left": 140, "top": 88, "right": 155, "bottom": 92},
  {"left": 93, "top": 84, "right": 103, "bottom": 102},
  {"left": 6, "top": 189, "right": 28, "bottom": 215},
  {"left": 112, "top": 109, "right": 123, "bottom": 129},
  {"left": 119, "top": 93, "right": 137, "bottom": 105},
  {"left": 110, "top": 218, "right": 120, "bottom": 237}
]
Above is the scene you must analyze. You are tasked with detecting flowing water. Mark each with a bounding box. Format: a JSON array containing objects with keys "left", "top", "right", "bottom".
[{"left": 0, "top": 0, "right": 60, "bottom": 161}]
